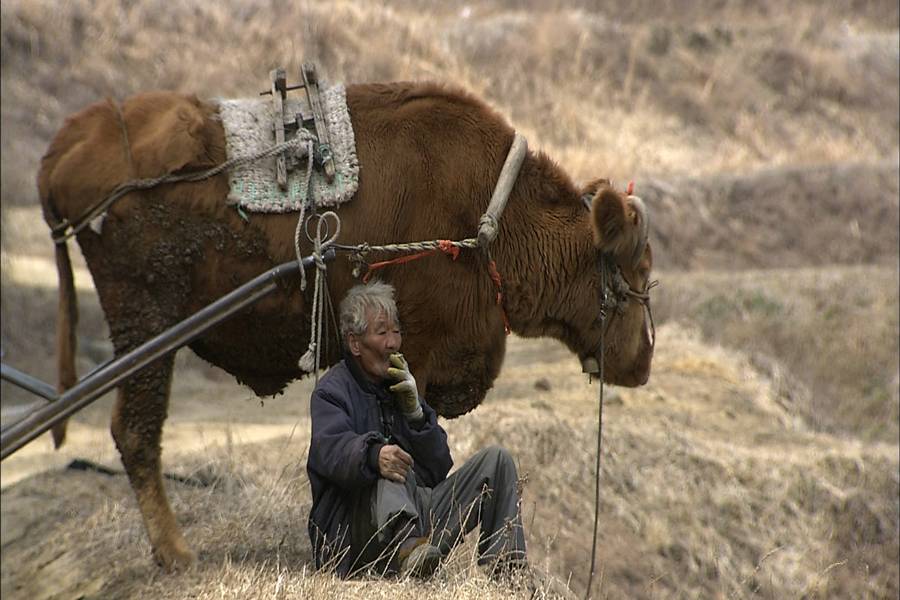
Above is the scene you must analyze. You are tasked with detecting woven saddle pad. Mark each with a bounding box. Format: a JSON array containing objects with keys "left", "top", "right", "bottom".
[{"left": 216, "top": 84, "right": 359, "bottom": 213}]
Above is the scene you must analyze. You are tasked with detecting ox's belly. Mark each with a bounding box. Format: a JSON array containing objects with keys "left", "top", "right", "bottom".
[{"left": 80, "top": 193, "right": 324, "bottom": 397}]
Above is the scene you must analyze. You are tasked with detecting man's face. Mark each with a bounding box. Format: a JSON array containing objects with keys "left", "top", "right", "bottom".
[{"left": 348, "top": 308, "right": 402, "bottom": 382}]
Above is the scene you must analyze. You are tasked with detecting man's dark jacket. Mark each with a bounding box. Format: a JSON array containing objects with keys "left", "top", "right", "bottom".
[{"left": 307, "top": 357, "right": 453, "bottom": 576}]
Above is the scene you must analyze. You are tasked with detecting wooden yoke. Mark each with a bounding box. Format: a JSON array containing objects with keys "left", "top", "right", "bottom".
[
  {"left": 269, "top": 67, "right": 288, "bottom": 190},
  {"left": 301, "top": 63, "right": 336, "bottom": 183},
  {"left": 260, "top": 62, "right": 335, "bottom": 186}
]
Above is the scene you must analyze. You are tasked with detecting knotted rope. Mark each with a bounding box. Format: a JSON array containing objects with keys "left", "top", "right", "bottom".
[
  {"left": 337, "top": 236, "right": 511, "bottom": 335},
  {"left": 354, "top": 239, "right": 474, "bottom": 282},
  {"left": 297, "top": 211, "right": 341, "bottom": 378}
]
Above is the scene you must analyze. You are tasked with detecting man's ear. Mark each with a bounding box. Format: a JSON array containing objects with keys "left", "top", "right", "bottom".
[{"left": 348, "top": 334, "right": 361, "bottom": 357}]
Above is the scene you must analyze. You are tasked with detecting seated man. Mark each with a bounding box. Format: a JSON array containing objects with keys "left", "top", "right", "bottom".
[{"left": 307, "top": 280, "right": 526, "bottom": 578}]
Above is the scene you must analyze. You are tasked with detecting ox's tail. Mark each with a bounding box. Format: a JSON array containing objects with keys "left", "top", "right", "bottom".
[
  {"left": 51, "top": 238, "right": 78, "bottom": 448},
  {"left": 38, "top": 130, "right": 78, "bottom": 448}
]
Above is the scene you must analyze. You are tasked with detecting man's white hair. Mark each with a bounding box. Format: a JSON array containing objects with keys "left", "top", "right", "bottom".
[{"left": 339, "top": 280, "right": 399, "bottom": 343}]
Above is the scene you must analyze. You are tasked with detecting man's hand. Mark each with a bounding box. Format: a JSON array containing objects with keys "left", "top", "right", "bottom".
[
  {"left": 387, "top": 353, "right": 423, "bottom": 420},
  {"left": 379, "top": 444, "right": 414, "bottom": 483}
]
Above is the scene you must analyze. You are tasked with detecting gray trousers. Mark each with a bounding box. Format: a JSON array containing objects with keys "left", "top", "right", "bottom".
[{"left": 352, "top": 446, "right": 527, "bottom": 572}]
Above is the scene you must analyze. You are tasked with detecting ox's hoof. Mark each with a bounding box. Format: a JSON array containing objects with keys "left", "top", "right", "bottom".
[{"left": 152, "top": 539, "right": 196, "bottom": 572}]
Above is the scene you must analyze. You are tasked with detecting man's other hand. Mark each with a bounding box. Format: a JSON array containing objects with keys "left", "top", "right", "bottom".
[{"left": 379, "top": 444, "right": 413, "bottom": 483}]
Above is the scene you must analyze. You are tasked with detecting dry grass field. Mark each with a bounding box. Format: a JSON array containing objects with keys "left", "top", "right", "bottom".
[{"left": 1, "top": 0, "right": 898, "bottom": 598}]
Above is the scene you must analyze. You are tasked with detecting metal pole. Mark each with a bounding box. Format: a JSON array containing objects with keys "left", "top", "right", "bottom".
[
  {"left": 0, "top": 252, "right": 330, "bottom": 460},
  {"left": 1, "top": 363, "right": 59, "bottom": 402}
]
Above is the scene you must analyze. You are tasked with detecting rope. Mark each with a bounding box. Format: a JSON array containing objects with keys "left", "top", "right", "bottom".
[
  {"left": 487, "top": 259, "right": 511, "bottom": 334},
  {"left": 342, "top": 236, "right": 511, "bottom": 334},
  {"left": 584, "top": 256, "right": 608, "bottom": 600},
  {"left": 323, "top": 275, "right": 341, "bottom": 363},
  {"left": 297, "top": 212, "right": 341, "bottom": 376},
  {"left": 51, "top": 133, "right": 316, "bottom": 244},
  {"left": 294, "top": 139, "right": 316, "bottom": 291},
  {"left": 337, "top": 237, "right": 480, "bottom": 258},
  {"left": 361, "top": 239, "right": 461, "bottom": 283},
  {"left": 582, "top": 259, "right": 655, "bottom": 599}
]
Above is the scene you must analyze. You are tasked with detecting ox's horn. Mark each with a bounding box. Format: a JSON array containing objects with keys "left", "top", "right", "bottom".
[
  {"left": 629, "top": 195, "right": 649, "bottom": 269},
  {"left": 581, "top": 194, "right": 592, "bottom": 212}
]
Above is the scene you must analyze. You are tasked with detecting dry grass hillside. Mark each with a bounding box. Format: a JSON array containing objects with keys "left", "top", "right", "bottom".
[
  {"left": 2, "top": 327, "right": 898, "bottom": 599},
  {"left": 1, "top": 0, "right": 897, "bottom": 599}
]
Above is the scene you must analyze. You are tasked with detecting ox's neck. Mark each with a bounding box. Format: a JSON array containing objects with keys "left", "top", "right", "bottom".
[{"left": 492, "top": 152, "right": 595, "bottom": 340}]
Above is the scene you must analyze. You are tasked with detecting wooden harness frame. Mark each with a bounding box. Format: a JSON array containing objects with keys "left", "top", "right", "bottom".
[{"left": 261, "top": 62, "right": 336, "bottom": 190}]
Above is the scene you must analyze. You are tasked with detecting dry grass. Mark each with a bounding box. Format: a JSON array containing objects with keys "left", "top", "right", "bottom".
[
  {"left": 641, "top": 162, "right": 900, "bottom": 271},
  {"left": 654, "top": 266, "right": 900, "bottom": 443},
  {"left": 2, "top": 327, "right": 897, "bottom": 599}
]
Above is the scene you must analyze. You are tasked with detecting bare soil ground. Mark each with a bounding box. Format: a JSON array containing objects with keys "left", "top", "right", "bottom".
[{"left": 1, "top": 0, "right": 897, "bottom": 598}]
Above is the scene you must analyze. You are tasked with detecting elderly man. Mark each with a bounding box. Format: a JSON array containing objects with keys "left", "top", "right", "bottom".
[{"left": 307, "top": 281, "right": 526, "bottom": 578}]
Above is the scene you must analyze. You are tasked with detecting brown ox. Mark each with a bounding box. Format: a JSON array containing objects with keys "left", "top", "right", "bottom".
[{"left": 38, "top": 82, "right": 654, "bottom": 570}]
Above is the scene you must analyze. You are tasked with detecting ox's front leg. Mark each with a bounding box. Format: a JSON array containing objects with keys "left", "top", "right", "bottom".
[{"left": 111, "top": 354, "right": 194, "bottom": 571}]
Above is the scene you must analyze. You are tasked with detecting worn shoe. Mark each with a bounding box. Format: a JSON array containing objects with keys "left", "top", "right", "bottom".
[{"left": 398, "top": 537, "right": 442, "bottom": 579}]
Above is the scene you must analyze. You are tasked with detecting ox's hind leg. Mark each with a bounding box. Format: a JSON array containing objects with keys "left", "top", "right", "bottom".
[{"left": 111, "top": 354, "right": 194, "bottom": 570}]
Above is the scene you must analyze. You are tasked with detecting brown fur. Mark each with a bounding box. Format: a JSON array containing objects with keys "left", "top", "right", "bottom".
[{"left": 38, "top": 82, "right": 655, "bottom": 569}]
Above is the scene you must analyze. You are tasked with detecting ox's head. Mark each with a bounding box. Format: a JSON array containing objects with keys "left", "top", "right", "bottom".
[{"left": 573, "top": 181, "right": 655, "bottom": 386}]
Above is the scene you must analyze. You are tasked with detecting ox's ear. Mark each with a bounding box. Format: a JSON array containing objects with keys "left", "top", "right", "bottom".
[
  {"left": 590, "top": 184, "right": 639, "bottom": 257},
  {"left": 581, "top": 178, "right": 611, "bottom": 199}
]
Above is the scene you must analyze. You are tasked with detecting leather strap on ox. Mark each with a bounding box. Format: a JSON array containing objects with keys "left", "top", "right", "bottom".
[{"left": 477, "top": 134, "right": 528, "bottom": 248}]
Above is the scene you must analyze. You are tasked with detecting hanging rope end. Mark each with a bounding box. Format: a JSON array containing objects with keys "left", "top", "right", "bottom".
[
  {"left": 487, "top": 259, "right": 511, "bottom": 335},
  {"left": 298, "top": 346, "right": 317, "bottom": 372}
]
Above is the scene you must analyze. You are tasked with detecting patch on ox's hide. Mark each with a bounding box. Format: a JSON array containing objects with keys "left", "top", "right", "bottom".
[{"left": 216, "top": 85, "right": 359, "bottom": 213}]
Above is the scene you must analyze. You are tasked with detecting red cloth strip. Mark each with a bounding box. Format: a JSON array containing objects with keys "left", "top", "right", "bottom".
[{"left": 361, "top": 241, "right": 460, "bottom": 283}]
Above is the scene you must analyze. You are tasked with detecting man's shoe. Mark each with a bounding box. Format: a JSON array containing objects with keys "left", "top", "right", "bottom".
[{"left": 398, "top": 537, "right": 442, "bottom": 579}]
